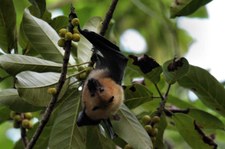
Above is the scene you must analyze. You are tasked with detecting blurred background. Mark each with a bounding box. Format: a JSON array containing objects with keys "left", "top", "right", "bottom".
[{"left": 1, "top": 0, "right": 225, "bottom": 148}]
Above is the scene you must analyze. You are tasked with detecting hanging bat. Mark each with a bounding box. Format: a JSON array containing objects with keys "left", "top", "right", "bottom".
[{"left": 76, "top": 28, "right": 128, "bottom": 138}]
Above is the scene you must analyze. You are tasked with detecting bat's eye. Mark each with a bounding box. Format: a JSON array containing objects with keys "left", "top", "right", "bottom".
[
  {"left": 92, "top": 106, "right": 100, "bottom": 111},
  {"left": 99, "top": 87, "right": 104, "bottom": 93},
  {"left": 108, "top": 96, "right": 114, "bottom": 103}
]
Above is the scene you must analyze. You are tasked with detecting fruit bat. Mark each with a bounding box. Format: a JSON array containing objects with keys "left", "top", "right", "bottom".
[{"left": 76, "top": 28, "right": 128, "bottom": 139}]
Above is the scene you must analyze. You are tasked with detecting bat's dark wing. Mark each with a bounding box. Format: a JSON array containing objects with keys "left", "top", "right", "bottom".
[{"left": 79, "top": 29, "right": 128, "bottom": 85}]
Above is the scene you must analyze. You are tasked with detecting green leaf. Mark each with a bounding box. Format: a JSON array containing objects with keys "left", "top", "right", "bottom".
[
  {"left": 83, "top": 16, "right": 103, "bottom": 33},
  {"left": 112, "top": 104, "right": 153, "bottom": 149},
  {"left": 86, "top": 127, "right": 115, "bottom": 149},
  {"left": 133, "top": 99, "right": 161, "bottom": 116},
  {"left": 28, "top": 5, "right": 51, "bottom": 23},
  {"left": 170, "top": 0, "right": 212, "bottom": 18},
  {"left": 188, "top": 108, "right": 224, "bottom": 130},
  {"left": 0, "top": 89, "right": 42, "bottom": 112},
  {"left": 29, "top": 0, "right": 46, "bottom": 17},
  {"left": 163, "top": 57, "right": 189, "bottom": 84},
  {"left": 48, "top": 90, "right": 87, "bottom": 149},
  {"left": 0, "top": 54, "right": 62, "bottom": 75},
  {"left": 0, "top": 0, "right": 17, "bottom": 53},
  {"left": 49, "top": 16, "right": 68, "bottom": 32},
  {"left": 0, "top": 122, "right": 14, "bottom": 148},
  {"left": 15, "top": 71, "right": 69, "bottom": 107},
  {"left": 124, "top": 84, "right": 153, "bottom": 109},
  {"left": 173, "top": 113, "right": 215, "bottom": 149},
  {"left": 77, "top": 17, "right": 102, "bottom": 63},
  {"left": 0, "top": 75, "right": 14, "bottom": 90},
  {"left": 178, "top": 66, "right": 225, "bottom": 117},
  {"left": 21, "top": 8, "right": 75, "bottom": 64},
  {"left": 167, "top": 95, "right": 194, "bottom": 109},
  {"left": 188, "top": 6, "right": 209, "bottom": 18},
  {"left": 145, "top": 67, "right": 163, "bottom": 84},
  {"left": 0, "top": 104, "right": 10, "bottom": 124}
]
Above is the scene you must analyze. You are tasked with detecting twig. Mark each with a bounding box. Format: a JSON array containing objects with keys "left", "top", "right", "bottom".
[
  {"left": 164, "top": 84, "right": 171, "bottom": 99},
  {"left": 154, "top": 83, "right": 172, "bottom": 116},
  {"left": 154, "top": 83, "right": 164, "bottom": 100},
  {"left": 68, "top": 61, "right": 91, "bottom": 67},
  {"left": 25, "top": 7, "right": 75, "bottom": 149},
  {"left": 99, "top": 0, "right": 119, "bottom": 36}
]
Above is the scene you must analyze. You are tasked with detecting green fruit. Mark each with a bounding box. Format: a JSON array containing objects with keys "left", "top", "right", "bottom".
[
  {"left": 58, "top": 28, "right": 67, "bottom": 37},
  {"left": 141, "top": 115, "right": 151, "bottom": 124},
  {"left": 72, "top": 33, "right": 80, "bottom": 42},
  {"left": 71, "top": 18, "right": 79, "bottom": 26},
  {"left": 77, "top": 72, "right": 87, "bottom": 80},
  {"left": 73, "top": 28, "right": 79, "bottom": 34},
  {"left": 24, "top": 112, "right": 33, "bottom": 120},
  {"left": 85, "top": 67, "right": 93, "bottom": 74},
  {"left": 57, "top": 39, "right": 65, "bottom": 47},
  {"left": 124, "top": 144, "right": 133, "bottom": 149},
  {"left": 65, "top": 32, "right": 73, "bottom": 41},
  {"left": 152, "top": 116, "right": 160, "bottom": 124},
  {"left": 10, "top": 111, "right": 16, "bottom": 119},
  {"left": 47, "top": 87, "right": 57, "bottom": 95},
  {"left": 150, "top": 127, "right": 158, "bottom": 136},
  {"left": 22, "top": 119, "right": 33, "bottom": 129},
  {"left": 14, "top": 115, "right": 22, "bottom": 122},
  {"left": 13, "top": 121, "right": 20, "bottom": 128},
  {"left": 78, "top": 66, "right": 85, "bottom": 71},
  {"left": 144, "top": 125, "right": 152, "bottom": 134}
]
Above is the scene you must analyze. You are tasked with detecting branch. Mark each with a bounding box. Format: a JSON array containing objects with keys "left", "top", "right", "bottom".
[
  {"left": 154, "top": 83, "right": 172, "bottom": 116},
  {"left": 100, "top": 0, "right": 119, "bottom": 36},
  {"left": 154, "top": 83, "right": 164, "bottom": 100},
  {"left": 25, "top": 7, "right": 75, "bottom": 149},
  {"left": 164, "top": 84, "right": 171, "bottom": 98}
]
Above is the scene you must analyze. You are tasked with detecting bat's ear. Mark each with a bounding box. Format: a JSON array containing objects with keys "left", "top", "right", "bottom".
[{"left": 76, "top": 110, "right": 101, "bottom": 126}]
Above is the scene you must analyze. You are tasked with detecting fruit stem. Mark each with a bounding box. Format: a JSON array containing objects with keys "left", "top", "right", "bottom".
[{"left": 67, "top": 61, "right": 91, "bottom": 67}]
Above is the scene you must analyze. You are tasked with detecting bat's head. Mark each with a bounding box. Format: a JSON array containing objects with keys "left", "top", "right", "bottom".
[{"left": 83, "top": 70, "right": 124, "bottom": 120}]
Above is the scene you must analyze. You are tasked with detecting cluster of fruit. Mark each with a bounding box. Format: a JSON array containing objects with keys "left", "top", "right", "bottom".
[
  {"left": 142, "top": 115, "right": 160, "bottom": 142},
  {"left": 123, "top": 115, "right": 161, "bottom": 149},
  {"left": 57, "top": 18, "right": 80, "bottom": 47},
  {"left": 10, "top": 111, "right": 33, "bottom": 129}
]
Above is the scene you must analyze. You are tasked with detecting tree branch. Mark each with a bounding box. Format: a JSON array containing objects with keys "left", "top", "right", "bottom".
[
  {"left": 25, "top": 7, "right": 75, "bottom": 149},
  {"left": 154, "top": 82, "right": 172, "bottom": 116},
  {"left": 100, "top": 0, "right": 119, "bottom": 36}
]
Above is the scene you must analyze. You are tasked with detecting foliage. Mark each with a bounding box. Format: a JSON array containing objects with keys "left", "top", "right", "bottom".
[{"left": 1, "top": 0, "right": 225, "bottom": 149}]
